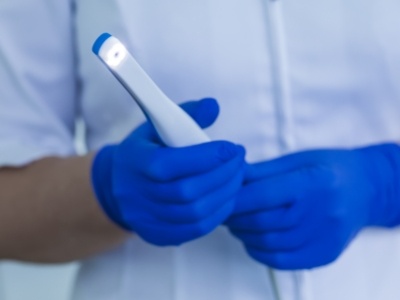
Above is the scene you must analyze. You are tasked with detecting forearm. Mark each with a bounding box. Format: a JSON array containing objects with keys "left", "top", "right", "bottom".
[{"left": 0, "top": 154, "right": 129, "bottom": 263}]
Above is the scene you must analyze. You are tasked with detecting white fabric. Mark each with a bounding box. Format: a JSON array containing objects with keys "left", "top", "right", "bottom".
[
  {"left": 0, "top": 0, "right": 77, "bottom": 166},
  {"left": 0, "top": 270, "right": 3, "bottom": 299},
  {"left": 1, "top": 0, "right": 400, "bottom": 299}
]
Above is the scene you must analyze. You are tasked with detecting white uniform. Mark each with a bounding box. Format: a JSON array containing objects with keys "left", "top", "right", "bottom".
[{"left": 1, "top": 0, "right": 400, "bottom": 299}]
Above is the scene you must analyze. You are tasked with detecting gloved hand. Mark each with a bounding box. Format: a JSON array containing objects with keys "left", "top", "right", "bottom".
[
  {"left": 226, "top": 144, "right": 400, "bottom": 269},
  {"left": 92, "top": 98, "right": 246, "bottom": 246}
]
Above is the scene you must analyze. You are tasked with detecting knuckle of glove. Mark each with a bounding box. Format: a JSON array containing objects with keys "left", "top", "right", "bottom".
[
  {"left": 190, "top": 219, "right": 215, "bottom": 239},
  {"left": 173, "top": 181, "right": 199, "bottom": 202},
  {"left": 186, "top": 202, "right": 209, "bottom": 222},
  {"left": 145, "top": 151, "right": 171, "bottom": 181}
]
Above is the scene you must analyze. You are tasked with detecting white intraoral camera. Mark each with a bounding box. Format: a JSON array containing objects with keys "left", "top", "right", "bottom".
[{"left": 92, "top": 33, "right": 210, "bottom": 147}]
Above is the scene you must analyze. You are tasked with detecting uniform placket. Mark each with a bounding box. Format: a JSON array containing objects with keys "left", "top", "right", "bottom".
[
  {"left": 262, "top": 1, "right": 311, "bottom": 300},
  {"left": 264, "top": 0, "right": 294, "bottom": 154}
]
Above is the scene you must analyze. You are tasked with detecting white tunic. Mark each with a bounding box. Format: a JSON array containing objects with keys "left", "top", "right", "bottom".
[{"left": 1, "top": 0, "right": 400, "bottom": 299}]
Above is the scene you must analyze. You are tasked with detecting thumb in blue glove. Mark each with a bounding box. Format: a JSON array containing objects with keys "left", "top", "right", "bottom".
[
  {"left": 92, "top": 98, "right": 246, "bottom": 246},
  {"left": 226, "top": 143, "right": 400, "bottom": 269}
]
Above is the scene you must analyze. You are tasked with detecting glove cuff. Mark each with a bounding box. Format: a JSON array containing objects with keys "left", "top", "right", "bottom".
[
  {"left": 360, "top": 143, "right": 400, "bottom": 227},
  {"left": 91, "top": 145, "right": 130, "bottom": 231}
]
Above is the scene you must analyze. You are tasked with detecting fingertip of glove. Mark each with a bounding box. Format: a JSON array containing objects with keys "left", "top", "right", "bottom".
[
  {"left": 199, "top": 97, "right": 218, "bottom": 108},
  {"left": 217, "top": 142, "right": 246, "bottom": 162},
  {"left": 195, "top": 97, "right": 220, "bottom": 127}
]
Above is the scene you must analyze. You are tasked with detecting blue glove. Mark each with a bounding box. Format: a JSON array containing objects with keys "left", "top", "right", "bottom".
[
  {"left": 226, "top": 143, "right": 400, "bottom": 269},
  {"left": 92, "top": 98, "right": 246, "bottom": 246}
]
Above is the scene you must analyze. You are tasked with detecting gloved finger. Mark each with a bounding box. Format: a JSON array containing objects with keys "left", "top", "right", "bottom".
[
  {"left": 231, "top": 214, "right": 322, "bottom": 252},
  {"left": 245, "top": 150, "right": 327, "bottom": 183},
  {"left": 179, "top": 98, "right": 220, "bottom": 129},
  {"left": 141, "top": 147, "right": 245, "bottom": 202},
  {"left": 132, "top": 199, "right": 235, "bottom": 246},
  {"left": 139, "top": 142, "right": 246, "bottom": 182},
  {"left": 233, "top": 165, "right": 334, "bottom": 215},
  {"left": 226, "top": 202, "right": 306, "bottom": 232},
  {"left": 245, "top": 232, "right": 342, "bottom": 270},
  {"left": 131, "top": 98, "right": 219, "bottom": 142},
  {"left": 230, "top": 174, "right": 297, "bottom": 215},
  {"left": 147, "top": 169, "right": 244, "bottom": 224}
]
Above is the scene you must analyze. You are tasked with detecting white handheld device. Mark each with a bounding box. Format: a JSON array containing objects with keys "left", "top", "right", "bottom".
[{"left": 92, "top": 33, "right": 210, "bottom": 147}]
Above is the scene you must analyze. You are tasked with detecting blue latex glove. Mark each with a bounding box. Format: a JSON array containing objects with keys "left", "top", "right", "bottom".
[
  {"left": 92, "top": 98, "right": 246, "bottom": 246},
  {"left": 226, "top": 143, "right": 400, "bottom": 269}
]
